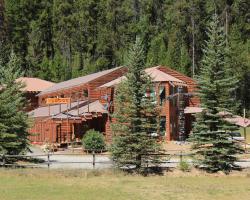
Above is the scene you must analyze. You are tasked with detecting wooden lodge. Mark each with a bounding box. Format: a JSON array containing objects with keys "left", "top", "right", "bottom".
[
  {"left": 16, "top": 77, "right": 55, "bottom": 112},
  {"left": 28, "top": 66, "right": 199, "bottom": 145}
]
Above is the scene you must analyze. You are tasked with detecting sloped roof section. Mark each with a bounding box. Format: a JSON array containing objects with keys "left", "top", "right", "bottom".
[
  {"left": 225, "top": 116, "right": 250, "bottom": 128},
  {"left": 184, "top": 108, "right": 250, "bottom": 127},
  {"left": 99, "top": 66, "right": 186, "bottom": 88},
  {"left": 16, "top": 77, "right": 55, "bottom": 92},
  {"left": 39, "top": 67, "right": 124, "bottom": 96},
  {"left": 145, "top": 67, "right": 186, "bottom": 84},
  {"left": 156, "top": 65, "right": 196, "bottom": 84},
  {"left": 184, "top": 106, "right": 203, "bottom": 114},
  {"left": 68, "top": 100, "right": 108, "bottom": 115},
  {"left": 29, "top": 100, "right": 87, "bottom": 117},
  {"left": 99, "top": 76, "right": 127, "bottom": 88},
  {"left": 51, "top": 113, "right": 82, "bottom": 120}
]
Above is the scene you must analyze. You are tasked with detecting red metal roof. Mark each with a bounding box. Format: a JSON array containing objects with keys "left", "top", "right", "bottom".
[
  {"left": 145, "top": 67, "right": 186, "bottom": 84},
  {"left": 68, "top": 100, "right": 108, "bottom": 115},
  {"left": 16, "top": 77, "right": 55, "bottom": 92},
  {"left": 225, "top": 116, "right": 250, "bottom": 128},
  {"left": 185, "top": 108, "right": 250, "bottom": 127},
  {"left": 51, "top": 113, "right": 82, "bottom": 120},
  {"left": 28, "top": 100, "right": 87, "bottom": 117},
  {"left": 29, "top": 100, "right": 107, "bottom": 118},
  {"left": 99, "top": 76, "right": 127, "bottom": 88},
  {"left": 39, "top": 67, "right": 124, "bottom": 96},
  {"left": 184, "top": 106, "right": 203, "bottom": 114},
  {"left": 99, "top": 66, "right": 186, "bottom": 88}
]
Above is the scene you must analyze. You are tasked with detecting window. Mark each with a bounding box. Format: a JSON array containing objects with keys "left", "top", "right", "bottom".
[
  {"left": 159, "top": 86, "right": 165, "bottom": 106},
  {"left": 150, "top": 88, "right": 157, "bottom": 104},
  {"left": 170, "top": 85, "right": 174, "bottom": 95},
  {"left": 83, "top": 89, "right": 88, "bottom": 98}
]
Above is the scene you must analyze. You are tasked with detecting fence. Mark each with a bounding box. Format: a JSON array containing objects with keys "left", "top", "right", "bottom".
[
  {"left": 0, "top": 151, "right": 192, "bottom": 169},
  {"left": 1, "top": 150, "right": 250, "bottom": 170}
]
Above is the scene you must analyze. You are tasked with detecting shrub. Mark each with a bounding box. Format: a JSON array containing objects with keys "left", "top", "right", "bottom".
[
  {"left": 82, "top": 129, "right": 106, "bottom": 151},
  {"left": 178, "top": 160, "right": 191, "bottom": 172}
]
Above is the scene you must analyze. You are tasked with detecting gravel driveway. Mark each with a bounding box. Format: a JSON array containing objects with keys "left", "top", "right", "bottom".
[
  {"left": 27, "top": 146, "right": 113, "bottom": 169},
  {"left": 26, "top": 146, "right": 250, "bottom": 169}
]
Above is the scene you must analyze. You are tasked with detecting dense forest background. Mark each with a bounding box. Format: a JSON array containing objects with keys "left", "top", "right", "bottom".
[{"left": 0, "top": 0, "right": 249, "bottom": 113}]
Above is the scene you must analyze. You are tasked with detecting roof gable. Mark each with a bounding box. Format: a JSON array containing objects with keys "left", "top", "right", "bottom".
[
  {"left": 145, "top": 67, "right": 185, "bottom": 83},
  {"left": 155, "top": 65, "right": 196, "bottom": 84},
  {"left": 99, "top": 66, "right": 187, "bottom": 88},
  {"left": 16, "top": 77, "right": 55, "bottom": 92},
  {"left": 39, "top": 67, "right": 124, "bottom": 96}
]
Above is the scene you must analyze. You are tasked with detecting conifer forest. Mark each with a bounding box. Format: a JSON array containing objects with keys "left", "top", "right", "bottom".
[{"left": 0, "top": 0, "right": 249, "bottom": 114}]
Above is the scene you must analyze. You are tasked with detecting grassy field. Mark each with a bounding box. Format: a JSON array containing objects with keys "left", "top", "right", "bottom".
[
  {"left": 1, "top": 169, "right": 250, "bottom": 200},
  {"left": 240, "top": 127, "right": 250, "bottom": 143}
]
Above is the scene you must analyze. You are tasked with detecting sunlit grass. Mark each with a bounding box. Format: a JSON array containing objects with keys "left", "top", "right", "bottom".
[
  {"left": 1, "top": 169, "right": 250, "bottom": 200},
  {"left": 240, "top": 127, "right": 250, "bottom": 143}
]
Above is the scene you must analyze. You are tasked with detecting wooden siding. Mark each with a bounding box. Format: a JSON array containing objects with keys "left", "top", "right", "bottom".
[
  {"left": 38, "top": 67, "right": 127, "bottom": 106},
  {"left": 157, "top": 66, "right": 200, "bottom": 107},
  {"left": 29, "top": 66, "right": 199, "bottom": 144},
  {"left": 29, "top": 115, "right": 109, "bottom": 144}
]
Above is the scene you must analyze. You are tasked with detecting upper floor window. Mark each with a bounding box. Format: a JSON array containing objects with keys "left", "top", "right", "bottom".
[
  {"left": 159, "top": 86, "right": 165, "bottom": 106},
  {"left": 83, "top": 89, "right": 88, "bottom": 98}
]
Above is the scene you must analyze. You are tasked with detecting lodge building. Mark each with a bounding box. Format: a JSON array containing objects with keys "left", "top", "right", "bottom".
[
  {"left": 16, "top": 77, "right": 55, "bottom": 111},
  {"left": 28, "top": 66, "right": 199, "bottom": 144}
]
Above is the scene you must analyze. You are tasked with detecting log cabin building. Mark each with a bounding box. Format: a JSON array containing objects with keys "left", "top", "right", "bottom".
[
  {"left": 28, "top": 66, "right": 199, "bottom": 145},
  {"left": 16, "top": 77, "right": 55, "bottom": 111}
]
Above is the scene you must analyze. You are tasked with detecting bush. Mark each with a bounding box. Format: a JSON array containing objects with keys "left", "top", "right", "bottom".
[
  {"left": 82, "top": 129, "right": 106, "bottom": 151},
  {"left": 178, "top": 160, "right": 191, "bottom": 172}
]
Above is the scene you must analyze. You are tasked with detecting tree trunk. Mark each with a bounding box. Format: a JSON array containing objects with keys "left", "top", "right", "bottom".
[
  {"left": 191, "top": 10, "right": 195, "bottom": 77},
  {"left": 225, "top": 4, "right": 229, "bottom": 46}
]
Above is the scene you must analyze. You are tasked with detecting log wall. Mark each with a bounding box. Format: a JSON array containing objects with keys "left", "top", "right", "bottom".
[{"left": 158, "top": 66, "right": 200, "bottom": 107}]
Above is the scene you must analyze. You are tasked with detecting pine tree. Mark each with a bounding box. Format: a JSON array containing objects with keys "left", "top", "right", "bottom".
[
  {"left": 189, "top": 14, "right": 243, "bottom": 173},
  {"left": 0, "top": 51, "right": 30, "bottom": 155},
  {"left": 4, "top": 0, "right": 39, "bottom": 74},
  {"left": 53, "top": 0, "right": 76, "bottom": 80},
  {"left": 111, "top": 38, "right": 161, "bottom": 173},
  {"left": 0, "top": 0, "right": 9, "bottom": 64},
  {"left": 29, "top": 0, "right": 54, "bottom": 62}
]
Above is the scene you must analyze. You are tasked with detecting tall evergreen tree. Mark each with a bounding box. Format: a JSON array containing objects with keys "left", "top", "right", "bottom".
[
  {"left": 29, "top": 0, "right": 54, "bottom": 62},
  {"left": 5, "top": 0, "right": 39, "bottom": 74},
  {"left": 53, "top": 0, "right": 76, "bottom": 80},
  {"left": 0, "top": 0, "right": 9, "bottom": 63},
  {"left": 189, "top": 14, "right": 243, "bottom": 173},
  {"left": 0, "top": 51, "right": 30, "bottom": 155},
  {"left": 111, "top": 38, "right": 160, "bottom": 173}
]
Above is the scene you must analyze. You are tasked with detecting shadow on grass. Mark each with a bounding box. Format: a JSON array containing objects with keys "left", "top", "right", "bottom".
[
  {"left": 119, "top": 166, "right": 173, "bottom": 176},
  {"left": 0, "top": 156, "right": 46, "bottom": 168}
]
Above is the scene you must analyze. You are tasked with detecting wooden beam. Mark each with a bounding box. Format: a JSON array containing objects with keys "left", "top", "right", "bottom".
[{"left": 165, "top": 83, "right": 171, "bottom": 141}]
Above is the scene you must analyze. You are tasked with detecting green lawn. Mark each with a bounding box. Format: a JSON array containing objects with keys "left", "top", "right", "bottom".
[
  {"left": 1, "top": 169, "right": 250, "bottom": 200},
  {"left": 240, "top": 127, "right": 250, "bottom": 143}
]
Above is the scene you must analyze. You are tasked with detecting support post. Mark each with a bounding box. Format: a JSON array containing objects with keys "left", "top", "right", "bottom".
[
  {"left": 244, "top": 109, "right": 247, "bottom": 152},
  {"left": 88, "top": 94, "right": 90, "bottom": 113},
  {"left": 48, "top": 104, "right": 51, "bottom": 116},
  {"left": 47, "top": 153, "right": 50, "bottom": 169},
  {"left": 67, "top": 102, "right": 70, "bottom": 144},
  {"left": 244, "top": 128, "right": 247, "bottom": 152},
  {"left": 165, "top": 83, "right": 171, "bottom": 141},
  {"left": 3, "top": 154, "right": 6, "bottom": 167},
  {"left": 92, "top": 151, "right": 96, "bottom": 169},
  {"left": 77, "top": 98, "right": 79, "bottom": 116}
]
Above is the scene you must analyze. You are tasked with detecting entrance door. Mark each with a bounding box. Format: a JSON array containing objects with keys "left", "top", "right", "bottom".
[{"left": 56, "top": 124, "right": 62, "bottom": 143}]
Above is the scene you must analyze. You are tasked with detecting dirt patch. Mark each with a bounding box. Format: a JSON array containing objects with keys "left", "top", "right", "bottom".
[{"left": 162, "top": 141, "right": 192, "bottom": 153}]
